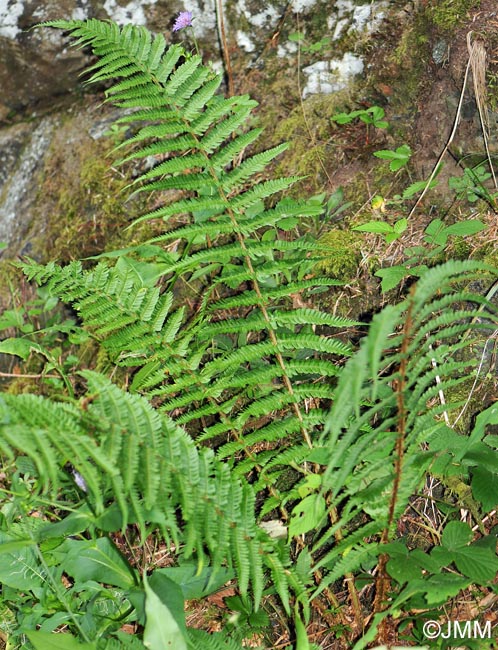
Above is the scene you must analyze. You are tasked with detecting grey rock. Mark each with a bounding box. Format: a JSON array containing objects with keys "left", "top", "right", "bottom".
[{"left": 0, "top": 116, "right": 56, "bottom": 251}]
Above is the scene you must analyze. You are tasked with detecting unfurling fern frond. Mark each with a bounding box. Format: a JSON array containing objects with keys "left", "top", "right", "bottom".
[
  {"left": 26, "top": 19, "right": 359, "bottom": 503},
  {"left": 311, "top": 261, "right": 498, "bottom": 598}
]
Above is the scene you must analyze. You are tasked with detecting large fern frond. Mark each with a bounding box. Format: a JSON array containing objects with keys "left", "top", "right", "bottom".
[
  {"left": 0, "top": 370, "right": 296, "bottom": 611},
  {"left": 27, "top": 19, "right": 358, "bottom": 506},
  {"left": 310, "top": 261, "right": 498, "bottom": 594}
]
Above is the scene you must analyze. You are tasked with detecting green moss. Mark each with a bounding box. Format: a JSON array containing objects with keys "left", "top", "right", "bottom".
[
  {"left": 387, "top": 26, "right": 429, "bottom": 109},
  {"left": 258, "top": 91, "right": 355, "bottom": 196},
  {"left": 479, "top": 240, "right": 498, "bottom": 268},
  {"left": 31, "top": 111, "right": 156, "bottom": 263},
  {"left": 317, "top": 229, "right": 362, "bottom": 279},
  {"left": 446, "top": 236, "right": 472, "bottom": 260},
  {"left": 426, "top": 0, "right": 481, "bottom": 31}
]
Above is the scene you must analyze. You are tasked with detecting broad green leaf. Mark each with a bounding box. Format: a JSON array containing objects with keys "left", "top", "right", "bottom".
[
  {"left": 38, "top": 509, "right": 93, "bottom": 541},
  {"left": 297, "top": 473, "right": 322, "bottom": 498},
  {"left": 305, "top": 446, "right": 330, "bottom": 464},
  {"left": 26, "top": 631, "right": 97, "bottom": 650},
  {"left": 409, "top": 548, "right": 444, "bottom": 574},
  {"left": 387, "top": 555, "right": 421, "bottom": 583},
  {"left": 327, "top": 187, "right": 345, "bottom": 212},
  {"left": 472, "top": 466, "right": 498, "bottom": 510},
  {"left": 373, "top": 144, "right": 411, "bottom": 171},
  {"left": 444, "top": 220, "right": 486, "bottom": 237},
  {"left": 423, "top": 574, "right": 471, "bottom": 604},
  {"left": 484, "top": 434, "right": 498, "bottom": 448},
  {"left": 289, "top": 494, "right": 326, "bottom": 537},
  {"left": 63, "top": 537, "right": 136, "bottom": 589},
  {"left": 0, "top": 337, "right": 46, "bottom": 360},
  {"left": 391, "top": 573, "right": 472, "bottom": 610},
  {"left": 143, "top": 573, "right": 188, "bottom": 650},
  {"left": 353, "top": 221, "right": 393, "bottom": 234},
  {"left": 393, "top": 218, "right": 408, "bottom": 234},
  {"left": 277, "top": 216, "right": 299, "bottom": 230},
  {"left": 424, "top": 218, "right": 448, "bottom": 246},
  {"left": 385, "top": 231, "right": 402, "bottom": 243},
  {"left": 441, "top": 521, "right": 473, "bottom": 550},
  {"left": 153, "top": 564, "right": 233, "bottom": 600},
  {"left": 0, "top": 541, "right": 44, "bottom": 590},
  {"left": 26, "top": 630, "right": 97, "bottom": 650},
  {"left": 375, "top": 265, "right": 411, "bottom": 292},
  {"left": 331, "top": 109, "right": 363, "bottom": 124},
  {"left": 452, "top": 546, "right": 498, "bottom": 583},
  {"left": 0, "top": 539, "right": 36, "bottom": 553}
]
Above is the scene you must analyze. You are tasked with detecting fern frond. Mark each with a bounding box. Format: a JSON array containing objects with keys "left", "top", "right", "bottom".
[
  {"left": 0, "top": 371, "right": 300, "bottom": 612},
  {"left": 313, "top": 261, "right": 498, "bottom": 598},
  {"left": 32, "top": 19, "right": 359, "bottom": 508}
]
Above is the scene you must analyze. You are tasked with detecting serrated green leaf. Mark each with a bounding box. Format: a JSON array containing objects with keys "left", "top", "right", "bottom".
[
  {"left": 375, "top": 265, "right": 411, "bottom": 292},
  {"left": 423, "top": 574, "right": 471, "bottom": 605},
  {"left": 472, "top": 466, "right": 498, "bottom": 510},
  {"left": 289, "top": 494, "right": 326, "bottom": 537},
  {"left": 444, "top": 220, "right": 486, "bottom": 237},
  {"left": 452, "top": 546, "right": 498, "bottom": 583},
  {"left": 152, "top": 564, "right": 233, "bottom": 600},
  {"left": 393, "top": 218, "right": 408, "bottom": 234},
  {"left": 441, "top": 521, "right": 473, "bottom": 550},
  {"left": 353, "top": 221, "right": 393, "bottom": 234},
  {"left": 0, "top": 337, "right": 46, "bottom": 360}
]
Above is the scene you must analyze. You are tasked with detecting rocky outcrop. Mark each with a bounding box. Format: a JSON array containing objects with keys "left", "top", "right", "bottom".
[
  {"left": 0, "top": 117, "right": 56, "bottom": 253},
  {"left": 0, "top": 0, "right": 393, "bottom": 257},
  {"left": 0, "top": 0, "right": 390, "bottom": 117},
  {"left": 2, "top": 0, "right": 497, "bottom": 261},
  {"left": 0, "top": 1, "right": 89, "bottom": 115}
]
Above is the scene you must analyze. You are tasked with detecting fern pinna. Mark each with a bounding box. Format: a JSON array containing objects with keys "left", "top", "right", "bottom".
[{"left": 27, "top": 19, "right": 356, "bottom": 507}]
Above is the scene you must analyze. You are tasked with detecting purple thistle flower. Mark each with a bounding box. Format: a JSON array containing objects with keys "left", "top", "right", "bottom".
[{"left": 172, "top": 11, "right": 193, "bottom": 32}]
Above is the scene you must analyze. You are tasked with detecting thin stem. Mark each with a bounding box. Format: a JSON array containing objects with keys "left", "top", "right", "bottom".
[
  {"left": 372, "top": 293, "right": 414, "bottom": 642},
  {"left": 215, "top": 0, "right": 234, "bottom": 96},
  {"left": 407, "top": 39, "right": 473, "bottom": 218}
]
